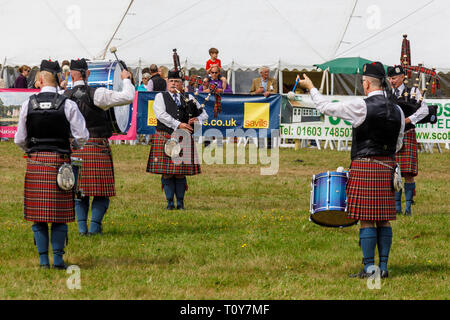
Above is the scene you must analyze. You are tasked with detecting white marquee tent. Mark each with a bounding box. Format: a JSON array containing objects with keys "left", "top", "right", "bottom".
[{"left": 1, "top": 0, "right": 449, "bottom": 72}]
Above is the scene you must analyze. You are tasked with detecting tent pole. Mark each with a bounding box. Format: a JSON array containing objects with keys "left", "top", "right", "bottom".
[
  {"left": 354, "top": 68, "right": 358, "bottom": 95},
  {"left": 138, "top": 58, "right": 142, "bottom": 84},
  {"left": 331, "top": 73, "right": 334, "bottom": 95},
  {"left": 278, "top": 60, "right": 282, "bottom": 93},
  {"left": 0, "top": 57, "right": 6, "bottom": 76},
  {"left": 319, "top": 68, "right": 328, "bottom": 94},
  {"left": 326, "top": 70, "right": 329, "bottom": 95},
  {"left": 231, "top": 60, "right": 235, "bottom": 93}
]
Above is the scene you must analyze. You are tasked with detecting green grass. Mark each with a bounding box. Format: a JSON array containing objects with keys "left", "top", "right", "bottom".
[{"left": 0, "top": 140, "right": 448, "bottom": 299}]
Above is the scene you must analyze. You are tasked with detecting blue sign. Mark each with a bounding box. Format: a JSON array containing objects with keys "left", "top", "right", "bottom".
[{"left": 136, "top": 92, "right": 281, "bottom": 137}]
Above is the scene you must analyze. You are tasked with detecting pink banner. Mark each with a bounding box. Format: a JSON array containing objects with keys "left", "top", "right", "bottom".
[
  {"left": 0, "top": 89, "right": 137, "bottom": 140},
  {"left": 108, "top": 91, "right": 138, "bottom": 141},
  {"left": 0, "top": 88, "right": 39, "bottom": 138}
]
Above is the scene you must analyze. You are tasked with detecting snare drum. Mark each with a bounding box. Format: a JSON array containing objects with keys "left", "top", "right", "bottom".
[
  {"left": 309, "top": 171, "right": 357, "bottom": 228},
  {"left": 67, "top": 61, "right": 132, "bottom": 134}
]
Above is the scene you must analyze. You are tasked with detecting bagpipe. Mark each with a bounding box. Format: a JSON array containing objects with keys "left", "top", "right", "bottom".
[
  {"left": 396, "top": 34, "right": 438, "bottom": 125},
  {"left": 172, "top": 48, "right": 222, "bottom": 118}
]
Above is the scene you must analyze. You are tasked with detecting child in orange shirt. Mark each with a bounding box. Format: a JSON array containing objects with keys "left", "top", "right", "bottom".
[{"left": 205, "top": 47, "right": 227, "bottom": 90}]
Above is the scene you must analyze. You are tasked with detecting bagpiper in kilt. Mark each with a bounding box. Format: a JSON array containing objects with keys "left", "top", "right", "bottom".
[
  {"left": 14, "top": 60, "right": 89, "bottom": 269},
  {"left": 299, "top": 61, "right": 405, "bottom": 279},
  {"left": 146, "top": 69, "right": 208, "bottom": 210},
  {"left": 388, "top": 65, "right": 429, "bottom": 215},
  {"left": 64, "top": 58, "right": 134, "bottom": 235}
]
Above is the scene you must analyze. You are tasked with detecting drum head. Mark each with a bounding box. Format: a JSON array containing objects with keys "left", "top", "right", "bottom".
[
  {"left": 310, "top": 210, "right": 357, "bottom": 228},
  {"left": 67, "top": 61, "right": 132, "bottom": 135},
  {"left": 111, "top": 61, "right": 132, "bottom": 134}
]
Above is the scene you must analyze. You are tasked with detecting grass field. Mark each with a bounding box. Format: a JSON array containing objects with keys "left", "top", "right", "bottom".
[{"left": 0, "top": 140, "right": 448, "bottom": 300}]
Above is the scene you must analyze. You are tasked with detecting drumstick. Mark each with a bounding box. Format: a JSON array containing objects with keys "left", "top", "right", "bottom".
[
  {"left": 110, "top": 46, "right": 134, "bottom": 85},
  {"left": 292, "top": 75, "right": 300, "bottom": 92},
  {"left": 287, "top": 75, "right": 300, "bottom": 100}
]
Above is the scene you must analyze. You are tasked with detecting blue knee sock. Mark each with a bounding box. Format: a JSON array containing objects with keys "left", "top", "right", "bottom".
[
  {"left": 75, "top": 196, "right": 90, "bottom": 234},
  {"left": 395, "top": 190, "right": 402, "bottom": 214},
  {"left": 161, "top": 177, "right": 175, "bottom": 209},
  {"left": 90, "top": 197, "right": 110, "bottom": 234},
  {"left": 50, "top": 223, "right": 68, "bottom": 267},
  {"left": 360, "top": 227, "right": 377, "bottom": 273},
  {"left": 377, "top": 226, "right": 393, "bottom": 272},
  {"left": 404, "top": 183, "right": 415, "bottom": 215},
  {"left": 32, "top": 223, "right": 49, "bottom": 266},
  {"left": 175, "top": 177, "right": 187, "bottom": 209}
]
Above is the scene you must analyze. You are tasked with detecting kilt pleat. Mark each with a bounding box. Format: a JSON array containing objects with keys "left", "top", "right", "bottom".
[
  {"left": 146, "top": 130, "right": 201, "bottom": 176},
  {"left": 395, "top": 129, "right": 418, "bottom": 176},
  {"left": 346, "top": 157, "right": 396, "bottom": 221},
  {"left": 24, "top": 152, "right": 75, "bottom": 223},
  {"left": 71, "top": 138, "right": 115, "bottom": 197}
]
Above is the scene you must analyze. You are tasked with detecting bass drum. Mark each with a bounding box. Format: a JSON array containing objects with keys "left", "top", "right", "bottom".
[{"left": 67, "top": 61, "right": 132, "bottom": 134}]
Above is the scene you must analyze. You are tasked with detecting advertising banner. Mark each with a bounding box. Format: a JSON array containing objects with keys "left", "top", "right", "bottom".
[
  {"left": 280, "top": 94, "right": 450, "bottom": 144},
  {"left": 136, "top": 92, "right": 281, "bottom": 137}
]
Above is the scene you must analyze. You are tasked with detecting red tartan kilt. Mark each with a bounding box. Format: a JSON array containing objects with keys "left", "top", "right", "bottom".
[
  {"left": 146, "top": 130, "right": 201, "bottom": 176},
  {"left": 71, "top": 138, "right": 115, "bottom": 197},
  {"left": 24, "top": 152, "right": 75, "bottom": 223},
  {"left": 395, "top": 129, "right": 418, "bottom": 176},
  {"left": 346, "top": 157, "right": 396, "bottom": 221}
]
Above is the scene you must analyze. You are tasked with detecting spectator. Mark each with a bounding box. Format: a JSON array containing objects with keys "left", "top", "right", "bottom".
[
  {"left": 199, "top": 66, "right": 232, "bottom": 94},
  {"left": 0, "top": 78, "right": 5, "bottom": 88},
  {"left": 250, "top": 66, "right": 278, "bottom": 97},
  {"left": 14, "top": 65, "right": 31, "bottom": 88},
  {"left": 137, "top": 72, "right": 151, "bottom": 91},
  {"left": 148, "top": 64, "right": 167, "bottom": 91},
  {"left": 185, "top": 76, "right": 198, "bottom": 93},
  {"left": 33, "top": 71, "right": 41, "bottom": 89},
  {"left": 206, "top": 47, "right": 227, "bottom": 90},
  {"left": 141, "top": 67, "right": 150, "bottom": 77},
  {"left": 158, "top": 66, "right": 169, "bottom": 81}
]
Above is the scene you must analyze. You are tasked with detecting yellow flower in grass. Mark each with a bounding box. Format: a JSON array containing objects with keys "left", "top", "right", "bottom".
[{"left": 241, "top": 243, "right": 247, "bottom": 248}]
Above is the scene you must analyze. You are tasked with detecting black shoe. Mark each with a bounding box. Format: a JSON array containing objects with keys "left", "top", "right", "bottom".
[
  {"left": 166, "top": 205, "right": 175, "bottom": 210},
  {"left": 380, "top": 270, "right": 389, "bottom": 278},
  {"left": 40, "top": 264, "right": 50, "bottom": 269},
  {"left": 176, "top": 205, "right": 185, "bottom": 210},
  {"left": 52, "top": 264, "right": 67, "bottom": 270},
  {"left": 349, "top": 270, "right": 375, "bottom": 278},
  {"left": 79, "top": 232, "right": 88, "bottom": 236}
]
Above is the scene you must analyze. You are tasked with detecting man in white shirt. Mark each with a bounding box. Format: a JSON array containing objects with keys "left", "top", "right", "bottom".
[
  {"left": 146, "top": 69, "right": 208, "bottom": 210},
  {"left": 14, "top": 60, "right": 89, "bottom": 269},
  {"left": 387, "top": 65, "right": 428, "bottom": 215},
  {"left": 298, "top": 62, "right": 404, "bottom": 279},
  {"left": 64, "top": 58, "right": 134, "bottom": 235}
]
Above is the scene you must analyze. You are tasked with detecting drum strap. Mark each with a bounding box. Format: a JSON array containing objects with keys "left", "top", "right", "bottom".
[
  {"left": 85, "top": 141, "right": 108, "bottom": 148},
  {"left": 27, "top": 159, "right": 64, "bottom": 169},
  {"left": 357, "top": 157, "right": 394, "bottom": 170},
  {"left": 357, "top": 157, "right": 402, "bottom": 192}
]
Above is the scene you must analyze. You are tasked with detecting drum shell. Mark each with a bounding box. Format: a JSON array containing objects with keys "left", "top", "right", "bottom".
[{"left": 309, "top": 171, "right": 357, "bottom": 228}]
